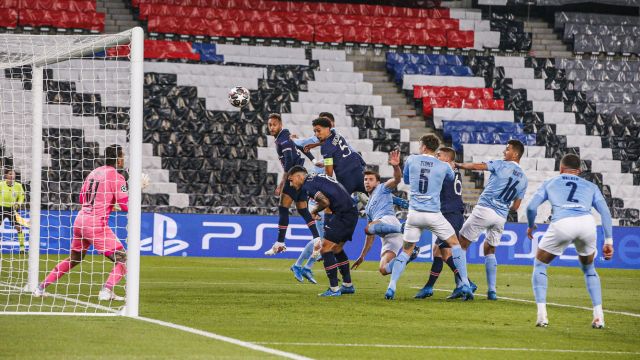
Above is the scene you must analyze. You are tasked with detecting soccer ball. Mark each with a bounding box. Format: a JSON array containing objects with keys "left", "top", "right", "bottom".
[{"left": 228, "top": 86, "right": 250, "bottom": 108}]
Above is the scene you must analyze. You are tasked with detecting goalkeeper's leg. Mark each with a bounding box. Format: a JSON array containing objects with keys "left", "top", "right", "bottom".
[
  {"left": 37, "top": 249, "right": 85, "bottom": 294},
  {"left": 15, "top": 224, "right": 25, "bottom": 254}
]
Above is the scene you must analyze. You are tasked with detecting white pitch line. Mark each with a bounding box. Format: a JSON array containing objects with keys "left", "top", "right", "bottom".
[
  {"left": 412, "top": 287, "right": 640, "bottom": 318},
  {"left": 254, "top": 342, "right": 640, "bottom": 356},
  {"left": 136, "top": 316, "right": 314, "bottom": 360}
]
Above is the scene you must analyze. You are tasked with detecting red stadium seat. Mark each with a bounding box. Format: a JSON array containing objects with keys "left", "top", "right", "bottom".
[
  {"left": 342, "top": 26, "right": 371, "bottom": 43},
  {"left": 315, "top": 24, "right": 343, "bottom": 43},
  {"left": 447, "top": 30, "right": 474, "bottom": 48},
  {"left": 18, "top": 9, "right": 104, "bottom": 31},
  {"left": 0, "top": 7, "right": 17, "bottom": 27},
  {"left": 19, "top": 0, "right": 96, "bottom": 13},
  {"left": 107, "top": 40, "right": 200, "bottom": 61}
]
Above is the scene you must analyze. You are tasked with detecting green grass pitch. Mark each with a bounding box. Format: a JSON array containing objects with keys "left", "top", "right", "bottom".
[{"left": 1, "top": 257, "right": 639, "bottom": 359}]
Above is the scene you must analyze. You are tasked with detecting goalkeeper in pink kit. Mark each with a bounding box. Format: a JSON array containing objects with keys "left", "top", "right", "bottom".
[{"left": 35, "top": 145, "right": 135, "bottom": 301}]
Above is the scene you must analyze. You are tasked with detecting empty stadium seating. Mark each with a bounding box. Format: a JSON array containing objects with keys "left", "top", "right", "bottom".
[
  {"left": 387, "top": 51, "right": 640, "bottom": 225},
  {"left": 0, "top": 0, "right": 105, "bottom": 32},
  {"left": 129, "top": 0, "right": 530, "bottom": 51},
  {"left": 556, "top": 12, "right": 640, "bottom": 55}
]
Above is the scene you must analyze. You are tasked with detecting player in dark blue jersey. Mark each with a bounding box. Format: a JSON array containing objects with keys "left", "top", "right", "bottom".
[
  {"left": 264, "top": 114, "right": 322, "bottom": 284},
  {"left": 414, "top": 147, "right": 476, "bottom": 299},
  {"left": 310, "top": 117, "right": 367, "bottom": 195},
  {"left": 288, "top": 165, "right": 358, "bottom": 297}
]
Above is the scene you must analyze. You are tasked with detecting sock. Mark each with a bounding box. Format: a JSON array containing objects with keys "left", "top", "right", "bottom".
[
  {"left": 18, "top": 231, "right": 24, "bottom": 250},
  {"left": 295, "top": 239, "right": 314, "bottom": 268},
  {"left": 537, "top": 303, "right": 547, "bottom": 318},
  {"left": 298, "top": 207, "right": 320, "bottom": 239},
  {"left": 581, "top": 263, "right": 602, "bottom": 307},
  {"left": 384, "top": 258, "right": 397, "bottom": 274},
  {"left": 105, "top": 263, "right": 127, "bottom": 290},
  {"left": 444, "top": 256, "right": 461, "bottom": 287},
  {"left": 368, "top": 222, "right": 402, "bottom": 236},
  {"left": 304, "top": 241, "right": 318, "bottom": 269},
  {"left": 485, "top": 254, "right": 497, "bottom": 292},
  {"left": 335, "top": 250, "right": 351, "bottom": 284},
  {"left": 532, "top": 259, "right": 549, "bottom": 305},
  {"left": 41, "top": 258, "right": 72, "bottom": 289},
  {"left": 451, "top": 246, "right": 470, "bottom": 287},
  {"left": 322, "top": 252, "right": 339, "bottom": 288},
  {"left": 425, "top": 256, "right": 443, "bottom": 288},
  {"left": 315, "top": 212, "right": 325, "bottom": 239},
  {"left": 388, "top": 251, "right": 410, "bottom": 291},
  {"left": 277, "top": 206, "right": 289, "bottom": 243}
]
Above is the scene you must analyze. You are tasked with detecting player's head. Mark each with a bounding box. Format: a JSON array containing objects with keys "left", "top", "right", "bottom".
[
  {"left": 3, "top": 168, "right": 15, "bottom": 185},
  {"left": 419, "top": 134, "right": 440, "bottom": 155},
  {"left": 363, "top": 170, "right": 381, "bottom": 194},
  {"left": 318, "top": 112, "right": 335, "bottom": 127},
  {"left": 504, "top": 139, "right": 524, "bottom": 161},
  {"left": 287, "top": 165, "right": 308, "bottom": 190},
  {"left": 312, "top": 117, "right": 332, "bottom": 141},
  {"left": 560, "top": 154, "right": 582, "bottom": 174},
  {"left": 105, "top": 144, "right": 124, "bottom": 169},
  {"left": 437, "top": 147, "right": 456, "bottom": 163},
  {"left": 267, "top": 113, "right": 282, "bottom": 137}
]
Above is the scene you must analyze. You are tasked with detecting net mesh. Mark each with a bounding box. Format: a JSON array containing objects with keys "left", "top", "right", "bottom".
[{"left": 0, "top": 32, "right": 134, "bottom": 314}]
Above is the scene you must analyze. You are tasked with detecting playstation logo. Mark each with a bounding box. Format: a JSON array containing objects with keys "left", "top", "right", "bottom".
[{"left": 141, "top": 214, "right": 189, "bottom": 256}]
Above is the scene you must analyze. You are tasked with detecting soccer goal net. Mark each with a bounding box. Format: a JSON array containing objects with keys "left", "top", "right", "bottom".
[{"left": 0, "top": 28, "right": 143, "bottom": 316}]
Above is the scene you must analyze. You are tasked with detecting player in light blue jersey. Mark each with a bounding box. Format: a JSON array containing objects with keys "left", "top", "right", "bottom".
[
  {"left": 385, "top": 134, "right": 473, "bottom": 300},
  {"left": 526, "top": 154, "right": 614, "bottom": 328},
  {"left": 351, "top": 150, "right": 411, "bottom": 277},
  {"left": 455, "top": 140, "right": 528, "bottom": 301}
]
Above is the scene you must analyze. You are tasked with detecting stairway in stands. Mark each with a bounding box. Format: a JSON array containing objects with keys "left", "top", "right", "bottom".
[
  {"left": 96, "top": 0, "right": 140, "bottom": 34},
  {"left": 524, "top": 18, "right": 573, "bottom": 58}
]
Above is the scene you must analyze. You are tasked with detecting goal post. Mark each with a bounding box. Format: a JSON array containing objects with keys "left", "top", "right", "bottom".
[{"left": 0, "top": 27, "right": 143, "bottom": 316}]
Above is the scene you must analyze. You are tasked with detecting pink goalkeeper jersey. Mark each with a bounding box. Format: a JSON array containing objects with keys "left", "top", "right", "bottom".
[{"left": 78, "top": 165, "right": 128, "bottom": 225}]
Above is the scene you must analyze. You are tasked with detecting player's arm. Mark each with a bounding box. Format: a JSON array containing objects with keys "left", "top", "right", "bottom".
[
  {"left": 402, "top": 157, "right": 410, "bottom": 184},
  {"left": 392, "top": 196, "right": 409, "bottom": 209},
  {"left": 310, "top": 191, "right": 331, "bottom": 217},
  {"left": 384, "top": 149, "right": 402, "bottom": 189},
  {"left": 116, "top": 175, "right": 129, "bottom": 212},
  {"left": 294, "top": 135, "right": 319, "bottom": 148},
  {"left": 593, "top": 191, "right": 614, "bottom": 260},
  {"left": 526, "top": 185, "right": 548, "bottom": 239},
  {"left": 323, "top": 158, "right": 334, "bottom": 177},
  {"left": 455, "top": 162, "right": 488, "bottom": 171},
  {"left": 510, "top": 198, "right": 522, "bottom": 212},
  {"left": 352, "top": 232, "right": 375, "bottom": 270},
  {"left": 14, "top": 183, "right": 25, "bottom": 209}
]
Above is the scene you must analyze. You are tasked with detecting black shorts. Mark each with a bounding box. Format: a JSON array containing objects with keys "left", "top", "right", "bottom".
[
  {"left": 336, "top": 169, "right": 366, "bottom": 194},
  {"left": 282, "top": 181, "right": 308, "bottom": 203},
  {"left": 0, "top": 207, "right": 16, "bottom": 226},
  {"left": 323, "top": 211, "right": 358, "bottom": 244},
  {"left": 436, "top": 212, "right": 464, "bottom": 249}
]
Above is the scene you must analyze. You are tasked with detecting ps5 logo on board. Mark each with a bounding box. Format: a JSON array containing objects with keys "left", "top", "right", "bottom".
[{"left": 141, "top": 214, "right": 189, "bottom": 256}]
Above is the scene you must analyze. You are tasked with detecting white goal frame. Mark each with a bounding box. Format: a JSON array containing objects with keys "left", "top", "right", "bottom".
[{"left": 2, "top": 27, "right": 143, "bottom": 317}]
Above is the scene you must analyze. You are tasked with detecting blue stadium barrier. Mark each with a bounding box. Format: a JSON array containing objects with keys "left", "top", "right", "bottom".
[
  {"left": 1, "top": 211, "right": 638, "bottom": 269},
  {"left": 191, "top": 42, "right": 224, "bottom": 63}
]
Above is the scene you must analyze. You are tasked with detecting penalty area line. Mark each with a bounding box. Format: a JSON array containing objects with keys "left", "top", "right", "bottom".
[
  {"left": 135, "top": 316, "right": 314, "bottom": 360},
  {"left": 413, "top": 287, "right": 640, "bottom": 318},
  {"left": 254, "top": 342, "right": 640, "bottom": 355}
]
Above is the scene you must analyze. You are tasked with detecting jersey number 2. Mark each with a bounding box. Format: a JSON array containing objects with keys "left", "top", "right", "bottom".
[{"left": 565, "top": 181, "right": 579, "bottom": 203}]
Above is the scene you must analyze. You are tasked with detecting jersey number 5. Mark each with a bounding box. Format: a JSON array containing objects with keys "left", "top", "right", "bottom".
[
  {"left": 419, "top": 168, "right": 429, "bottom": 194},
  {"left": 498, "top": 177, "right": 520, "bottom": 202},
  {"left": 337, "top": 138, "right": 352, "bottom": 158}
]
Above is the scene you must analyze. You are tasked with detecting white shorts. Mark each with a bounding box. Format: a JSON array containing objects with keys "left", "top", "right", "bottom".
[
  {"left": 538, "top": 215, "right": 597, "bottom": 256},
  {"left": 403, "top": 210, "right": 455, "bottom": 243},
  {"left": 377, "top": 215, "right": 403, "bottom": 256},
  {"left": 459, "top": 205, "right": 506, "bottom": 247}
]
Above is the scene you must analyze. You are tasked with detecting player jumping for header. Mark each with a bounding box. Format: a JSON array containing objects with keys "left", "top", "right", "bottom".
[
  {"left": 385, "top": 135, "right": 473, "bottom": 300},
  {"left": 288, "top": 165, "right": 358, "bottom": 297},
  {"left": 455, "top": 140, "right": 528, "bottom": 301},
  {"left": 352, "top": 150, "right": 404, "bottom": 275},
  {"left": 527, "top": 154, "right": 614, "bottom": 328},
  {"left": 34, "top": 145, "right": 145, "bottom": 301},
  {"left": 264, "top": 114, "right": 323, "bottom": 285}
]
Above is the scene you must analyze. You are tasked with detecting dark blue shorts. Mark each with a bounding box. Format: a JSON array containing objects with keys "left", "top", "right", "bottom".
[
  {"left": 437, "top": 212, "right": 464, "bottom": 249},
  {"left": 336, "top": 169, "right": 366, "bottom": 195},
  {"left": 323, "top": 211, "right": 358, "bottom": 244},
  {"left": 282, "top": 181, "right": 308, "bottom": 203}
]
